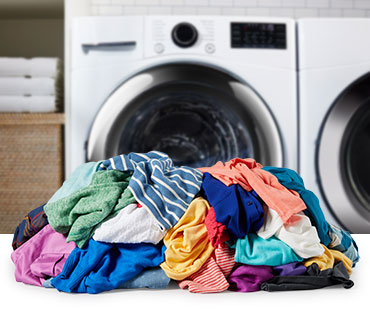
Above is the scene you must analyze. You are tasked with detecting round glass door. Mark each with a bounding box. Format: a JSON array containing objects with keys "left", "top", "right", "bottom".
[
  {"left": 87, "top": 63, "right": 283, "bottom": 168},
  {"left": 317, "top": 73, "right": 370, "bottom": 232}
]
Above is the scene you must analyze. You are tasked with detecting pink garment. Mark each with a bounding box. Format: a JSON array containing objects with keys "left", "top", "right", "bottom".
[
  {"left": 198, "top": 158, "right": 306, "bottom": 222},
  {"left": 11, "top": 224, "right": 76, "bottom": 287},
  {"left": 178, "top": 244, "right": 235, "bottom": 293},
  {"left": 205, "top": 207, "right": 229, "bottom": 247}
]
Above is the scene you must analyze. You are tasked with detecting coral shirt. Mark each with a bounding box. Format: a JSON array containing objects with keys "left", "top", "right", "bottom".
[{"left": 198, "top": 158, "right": 306, "bottom": 223}]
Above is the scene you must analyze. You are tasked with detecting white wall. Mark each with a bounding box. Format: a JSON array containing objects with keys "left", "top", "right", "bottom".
[{"left": 89, "top": 0, "right": 370, "bottom": 17}]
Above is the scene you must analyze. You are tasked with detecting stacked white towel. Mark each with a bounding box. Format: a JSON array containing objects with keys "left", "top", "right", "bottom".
[{"left": 0, "top": 57, "right": 62, "bottom": 112}]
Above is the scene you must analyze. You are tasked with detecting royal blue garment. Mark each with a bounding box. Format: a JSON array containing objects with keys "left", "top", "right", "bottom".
[
  {"left": 262, "top": 166, "right": 359, "bottom": 265},
  {"left": 202, "top": 172, "right": 264, "bottom": 239},
  {"left": 51, "top": 239, "right": 166, "bottom": 294}
]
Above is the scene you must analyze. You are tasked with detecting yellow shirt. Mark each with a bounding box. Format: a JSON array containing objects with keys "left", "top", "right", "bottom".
[
  {"left": 303, "top": 245, "right": 353, "bottom": 275},
  {"left": 160, "top": 197, "right": 214, "bottom": 280}
]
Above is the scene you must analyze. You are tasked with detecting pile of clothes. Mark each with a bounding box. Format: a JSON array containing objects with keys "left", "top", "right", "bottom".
[{"left": 11, "top": 151, "right": 359, "bottom": 294}]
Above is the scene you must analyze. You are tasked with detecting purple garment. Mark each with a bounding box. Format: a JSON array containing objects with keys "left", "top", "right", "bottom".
[
  {"left": 11, "top": 225, "right": 76, "bottom": 287},
  {"left": 273, "top": 262, "right": 307, "bottom": 276},
  {"left": 227, "top": 264, "right": 274, "bottom": 292}
]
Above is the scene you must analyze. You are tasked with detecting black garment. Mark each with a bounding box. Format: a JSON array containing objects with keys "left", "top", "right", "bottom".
[{"left": 260, "top": 262, "right": 354, "bottom": 291}]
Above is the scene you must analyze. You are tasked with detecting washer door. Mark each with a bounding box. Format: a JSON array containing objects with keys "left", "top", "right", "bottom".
[
  {"left": 317, "top": 73, "right": 370, "bottom": 233},
  {"left": 87, "top": 63, "right": 283, "bottom": 168}
]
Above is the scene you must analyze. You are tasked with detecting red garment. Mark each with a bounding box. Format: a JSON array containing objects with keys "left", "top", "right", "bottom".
[
  {"left": 177, "top": 244, "right": 235, "bottom": 293},
  {"left": 198, "top": 158, "right": 306, "bottom": 223},
  {"left": 205, "top": 207, "right": 229, "bottom": 247}
]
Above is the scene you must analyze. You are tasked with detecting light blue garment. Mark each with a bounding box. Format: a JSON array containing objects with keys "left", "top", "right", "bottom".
[
  {"left": 42, "top": 278, "right": 54, "bottom": 288},
  {"left": 231, "top": 233, "right": 303, "bottom": 266},
  {"left": 48, "top": 161, "right": 100, "bottom": 204},
  {"left": 329, "top": 224, "right": 359, "bottom": 266},
  {"left": 118, "top": 267, "right": 170, "bottom": 289},
  {"left": 43, "top": 268, "right": 170, "bottom": 290},
  {"left": 98, "top": 151, "right": 203, "bottom": 230}
]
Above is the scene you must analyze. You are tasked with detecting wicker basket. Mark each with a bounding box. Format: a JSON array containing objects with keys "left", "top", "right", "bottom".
[{"left": 0, "top": 113, "right": 64, "bottom": 234}]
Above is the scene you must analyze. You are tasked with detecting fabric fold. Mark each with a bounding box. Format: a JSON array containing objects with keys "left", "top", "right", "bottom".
[
  {"left": 199, "top": 158, "right": 306, "bottom": 223},
  {"left": 44, "top": 170, "right": 135, "bottom": 248},
  {"left": 257, "top": 208, "right": 324, "bottom": 259},
  {"left": 98, "top": 151, "right": 203, "bottom": 231},
  {"left": 51, "top": 239, "right": 166, "bottom": 294},
  {"left": 178, "top": 244, "right": 235, "bottom": 293},
  {"left": 160, "top": 197, "right": 214, "bottom": 280}
]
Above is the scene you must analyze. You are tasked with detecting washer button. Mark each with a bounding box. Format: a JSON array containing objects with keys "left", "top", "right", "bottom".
[
  {"left": 154, "top": 43, "right": 165, "bottom": 54},
  {"left": 205, "top": 43, "right": 215, "bottom": 54}
]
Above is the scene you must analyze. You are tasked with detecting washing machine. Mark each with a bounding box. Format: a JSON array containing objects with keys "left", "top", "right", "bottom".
[
  {"left": 298, "top": 18, "right": 370, "bottom": 233},
  {"left": 67, "top": 16, "right": 297, "bottom": 179}
]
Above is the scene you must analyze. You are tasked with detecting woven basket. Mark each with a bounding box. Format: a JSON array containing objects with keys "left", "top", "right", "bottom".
[{"left": 0, "top": 113, "right": 64, "bottom": 234}]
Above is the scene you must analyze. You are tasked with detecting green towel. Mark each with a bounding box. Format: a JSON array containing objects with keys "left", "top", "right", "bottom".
[{"left": 44, "top": 170, "right": 135, "bottom": 248}]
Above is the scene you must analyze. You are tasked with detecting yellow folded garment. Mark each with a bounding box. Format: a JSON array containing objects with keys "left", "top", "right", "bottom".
[
  {"left": 160, "top": 197, "right": 214, "bottom": 280},
  {"left": 303, "top": 245, "right": 353, "bottom": 275}
]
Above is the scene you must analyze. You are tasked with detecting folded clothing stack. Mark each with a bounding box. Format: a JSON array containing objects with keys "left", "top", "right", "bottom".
[
  {"left": 0, "top": 57, "right": 62, "bottom": 112},
  {"left": 11, "top": 151, "right": 360, "bottom": 294}
]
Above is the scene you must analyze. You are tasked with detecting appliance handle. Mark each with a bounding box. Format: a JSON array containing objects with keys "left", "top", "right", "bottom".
[{"left": 82, "top": 41, "right": 136, "bottom": 52}]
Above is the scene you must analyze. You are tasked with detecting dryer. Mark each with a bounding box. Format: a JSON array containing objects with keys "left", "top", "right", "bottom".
[
  {"left": 67, "top": 16, "right": 297, "bottom": 179},
  {"left": 298, "top": 18, "right": 370, "bottom": 233}
]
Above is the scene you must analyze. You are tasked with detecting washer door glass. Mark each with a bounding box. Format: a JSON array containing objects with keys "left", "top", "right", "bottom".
[
  {"left": 87, "top": 64, "right": 283, "bottom": 168},
  {"left": 317, "top": 73, "right": 370, "bottom": 232},
  {"left": 117, "top": 90, "right": 254, "bottom": 168},
  {"left": 344, "top": 103, "right": 370, "bottom": 212}
]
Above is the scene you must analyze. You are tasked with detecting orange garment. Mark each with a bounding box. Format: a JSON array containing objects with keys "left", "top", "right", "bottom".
[
  {"left": 303, "top": 245, "right": 353, "bottom": 275},
  {"left": 198, "top": 158, "right": 306, "bottom": 223}
]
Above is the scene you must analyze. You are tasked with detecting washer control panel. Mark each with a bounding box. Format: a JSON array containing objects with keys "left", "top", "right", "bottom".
[{"left": 231, "top": 23, "right": 286, "bottom": 49}]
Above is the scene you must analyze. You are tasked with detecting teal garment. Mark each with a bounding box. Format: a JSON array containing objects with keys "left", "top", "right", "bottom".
[
  {"left": 44, "top": 170, "right": 135, "bottom": 248},
  {"left": 48, "top": 161, "right": 101, "bottom": 204},
  {"left": 232, "top": 233, "right": 303, "bottom": 266},
  {"left": 262, "top": 166, "right": 332, "bottom": 246}
]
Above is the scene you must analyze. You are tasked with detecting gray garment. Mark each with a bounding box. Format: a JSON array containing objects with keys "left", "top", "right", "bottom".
[{"left": 260, "top": 262, "right": 354, "bottom": 291}]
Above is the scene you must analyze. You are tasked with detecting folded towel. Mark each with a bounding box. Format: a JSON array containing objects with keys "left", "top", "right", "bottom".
[
  {"left": 0, "top": 96, "right": 56, "bottom": 112},
  {"left": 0, "top": 77, "right": 57, "bottom": 96},
  {"left": 0, "top": 57, "right": 61, "bottom": 78}
]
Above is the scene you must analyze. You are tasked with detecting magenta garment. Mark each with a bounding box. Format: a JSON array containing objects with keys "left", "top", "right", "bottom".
[
  {"left": 11, "top": 225, "right": 76, "bottom": 287},
  {"left": 227, "top": 264, "right": 274, "bottom": 292}
]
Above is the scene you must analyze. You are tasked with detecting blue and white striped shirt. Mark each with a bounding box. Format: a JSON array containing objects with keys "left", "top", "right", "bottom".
[{"left": 98, "top": 151, "right": 203, "bottom": 230}]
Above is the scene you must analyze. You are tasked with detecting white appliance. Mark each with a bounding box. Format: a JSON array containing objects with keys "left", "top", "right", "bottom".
[
  {"left": 298, "top": 18, "right": 370, "bottom": 233},
  {"left": 67, "top": 16, "right": 298, "bottom": 179}
]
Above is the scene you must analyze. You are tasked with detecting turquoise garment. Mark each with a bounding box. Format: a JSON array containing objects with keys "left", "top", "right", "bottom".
[
  {"left": 262, "top": 166, "right": 359, "bottom": 266},
  {"left": 262, "top": 166, "right": 332, "bottom": 246},
  {"left": 48, "top": 162, "right": 101, "bottom": 204},
  {"left": 232, "top": 233, "right": 303, "bottom": 266}
]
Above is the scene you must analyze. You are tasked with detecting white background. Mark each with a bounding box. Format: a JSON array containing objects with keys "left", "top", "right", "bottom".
[{"left": 2, "top": 234, "right": 368, "bottom": 320}]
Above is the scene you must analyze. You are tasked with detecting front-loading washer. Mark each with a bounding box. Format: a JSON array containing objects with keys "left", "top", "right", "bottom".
[
  {"left": 298, "top": 18, "right": 370, "bottom": 233},
  {"left": 67, "top": 16, "right": 297, "bottom": 178}
]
